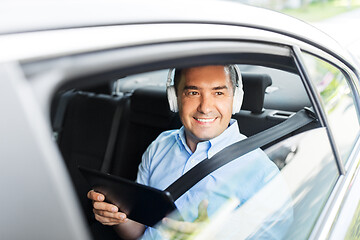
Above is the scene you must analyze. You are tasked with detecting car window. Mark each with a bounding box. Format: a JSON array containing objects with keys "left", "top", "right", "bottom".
[
  {"left": 50, "top": 50, "right": 349, "bottom": 239},
  {"left": 149, "top": 65, "right": 340, "bottom": 240},
  {"left": 114, "top": 70, "right": 168, "bottom": 93},
  {"left": 301, "top": 52, "right": 360, "bottom": 165},
  {"left": 240, "top": 65, "right": 312, "bottom": 112},
  {"left": 114, "top": 65, "right": 312, "bottom": 113},
  {"left": 264, "top": 128, "right": 339, "bottom": 240},
  {"left": 157, "top": 130, "right": 339, "bottom": 240}
]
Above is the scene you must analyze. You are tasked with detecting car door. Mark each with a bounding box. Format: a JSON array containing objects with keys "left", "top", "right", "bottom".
[
  {"left": 17, "top": 22, "right": 360, "bottom": 239},
  {"left": 298, "top": 49, "right": 360, "bottom": 240}
]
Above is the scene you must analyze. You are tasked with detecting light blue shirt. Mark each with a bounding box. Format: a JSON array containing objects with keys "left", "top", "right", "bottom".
[{"left": 136, "top": 119, "right": 290, "bottom": 239}]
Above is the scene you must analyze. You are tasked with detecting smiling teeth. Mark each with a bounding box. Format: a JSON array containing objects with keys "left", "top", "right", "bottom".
[{"left": 196, "top": 118, "right": 215, "bottom": 122}]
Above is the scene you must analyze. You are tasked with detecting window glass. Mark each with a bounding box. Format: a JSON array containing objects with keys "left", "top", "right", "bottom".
[
  {"left": 155, "top": 128, "right": 339, "bottom": 240},
  {"left": 145, "top": 64, "right": 339, "bottom": 239},
  {"left": 301, "top": 52, "right": 360, "bottom": 165},
  {"left": 344, "top": 201, "right": 360, "bottom": 239},
  {"left": 89, "top": 63, "right": 340, "bottom": 239},
  {"left": 114, "top": 69, "right": 168, "bottom": 93},
  {"left": 240, "top": 65, "right": 311, "bottom": 112},
  {"left": 264, "top": 128, "right": 339, "bottom": 240}
]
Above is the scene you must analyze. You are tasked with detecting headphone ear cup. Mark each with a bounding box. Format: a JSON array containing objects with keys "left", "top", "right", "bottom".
[
  {"left": 167, "top": 86, "right": 178, "bottom": 112},
  {"left": 232, "top": 86, "right": 244, "bottom": 114}
]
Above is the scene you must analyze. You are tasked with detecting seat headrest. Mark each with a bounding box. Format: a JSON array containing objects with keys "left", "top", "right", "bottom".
[
  {"left": 240, "top": 73, "right": 272, "bottom": 113},
  {"left": 131, "top": 87, "right": 171, "bottom": 117},
  {"left": 130, "top": 86, "right": 177, "bottom": 128}
]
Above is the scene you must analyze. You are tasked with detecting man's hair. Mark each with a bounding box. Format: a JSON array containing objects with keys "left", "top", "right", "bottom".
[{"left": 173, "top": 65, "right": 238, "bottom": 95}]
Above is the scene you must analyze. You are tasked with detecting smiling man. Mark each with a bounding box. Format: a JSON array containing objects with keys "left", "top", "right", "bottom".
[
  {"left": 88, "top": 65, "right": 290, "bottom": 239},
  {"left": 176, "top": 66, "right": 235, "bottom": 152}
]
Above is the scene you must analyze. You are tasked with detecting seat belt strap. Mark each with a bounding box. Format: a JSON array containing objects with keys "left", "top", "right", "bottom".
[
  {"left": 53, "top": 90, "right": 76, "bottom": 142},
  {"left": 101, "top": 96, "right": 125, "bottom": 173},
  {"left": 165, "top": 108, "right": 316, "bottom": 200}
]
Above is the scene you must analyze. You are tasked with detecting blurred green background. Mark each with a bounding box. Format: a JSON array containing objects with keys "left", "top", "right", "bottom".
[{"left": 226, "top": 0, "right": 360, "bottom": 22}]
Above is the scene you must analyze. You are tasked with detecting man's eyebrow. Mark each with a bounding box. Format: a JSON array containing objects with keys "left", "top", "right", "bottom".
[
  {"left": 213, "top": 85, "right": 228, "bottom": 90},
  {"left": 183, "top": 85, "right": 199, "bottom": 90},
  {"left": 183, "top": 85, "right": 229, "bottom": 90}
]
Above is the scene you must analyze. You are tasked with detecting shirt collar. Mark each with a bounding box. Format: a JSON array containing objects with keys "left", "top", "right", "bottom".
[
  {"left": 177, "top": 126, "right": 193, "bottom": 155},
  {"left": 176, "top": 119, "right": 245, "bottom": 158}
]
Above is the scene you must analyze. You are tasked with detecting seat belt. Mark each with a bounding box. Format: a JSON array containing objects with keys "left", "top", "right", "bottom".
[
  {"left": 100, "top": 96, "right": 126, "bottom": 173},
  {"left": 52, "top": 90, "right": 76, "bottom": 142},
  {"left": 165, "top": 108, "right": 316, "bottom": 200}
]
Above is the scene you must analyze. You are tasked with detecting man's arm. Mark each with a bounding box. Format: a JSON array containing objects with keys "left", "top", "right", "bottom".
[{"left": 87, "top": 190, "right": 146, "bottom": 240}]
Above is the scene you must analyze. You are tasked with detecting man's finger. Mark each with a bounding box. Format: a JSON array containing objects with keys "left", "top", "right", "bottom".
[
  {"left": 93, "top": 201, "right": 119, "bottom": 212},
  {"left": 94, "top": 213, "right": 127, "bottom": 225},
  {"left": 162, "top": 218, "right": 198, "bottom": 234},
  {"left": 93, "top": 209, "right": 127, "bottom": 221},
  {"left": 94, "top": 213, "right": 119, "bottom": 224},
  {"left": 87, "top": 190, "right": 105, "bottom": 202},
  {"left": 197, "top": 199, "right": 209, "bottom": 221}
]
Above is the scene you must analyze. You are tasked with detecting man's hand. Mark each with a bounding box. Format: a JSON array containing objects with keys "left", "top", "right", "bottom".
[
  {"left": 87, "top": 190, "right": 128, "bottom": 226},
  {"left": 160, "top": 200, "right": 209, "bottom": 239}
]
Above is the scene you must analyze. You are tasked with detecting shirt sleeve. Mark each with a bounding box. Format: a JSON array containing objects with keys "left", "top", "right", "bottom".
[
  {"left": 135, "top": 129, "right": 177, "bottom": 186},
  {"left": 135, "top": 143, "right": 153, "bottom": 185}
]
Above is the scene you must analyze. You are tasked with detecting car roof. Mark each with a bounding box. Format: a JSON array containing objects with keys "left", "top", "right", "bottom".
[
  {"left": 0, "top": 0, "right": 341, "bottom": 42},
  {"left": 0, "top": 0, "right": 356, "bottom": 71}
]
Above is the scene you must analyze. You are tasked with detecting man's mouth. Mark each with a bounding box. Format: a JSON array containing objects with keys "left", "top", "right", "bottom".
[{"left": 194, "top": 117, "right": 216, "bottom": 123}]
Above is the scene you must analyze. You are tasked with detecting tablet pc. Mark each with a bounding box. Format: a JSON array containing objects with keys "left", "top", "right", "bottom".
[{"left": 79, "top": 166, "right": 178, "bottom": 227}]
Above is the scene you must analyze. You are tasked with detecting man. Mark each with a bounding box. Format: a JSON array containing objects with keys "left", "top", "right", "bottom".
[{"left": 88, "top": 65, "right": 288, "bottom": 239}]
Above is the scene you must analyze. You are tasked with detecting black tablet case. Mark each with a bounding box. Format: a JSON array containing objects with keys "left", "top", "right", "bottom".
[{"left": 79, "top": 167, "right": 178, "bottom": 227}]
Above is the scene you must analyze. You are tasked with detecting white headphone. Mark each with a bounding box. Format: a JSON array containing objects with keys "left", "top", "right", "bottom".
[{"left": 166, "top": 65, "right": 244, "bottom": 114}]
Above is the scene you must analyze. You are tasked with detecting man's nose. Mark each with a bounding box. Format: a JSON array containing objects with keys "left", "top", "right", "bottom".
[{"left": 197, "top": 94, "right": 214, "bottom": 114}]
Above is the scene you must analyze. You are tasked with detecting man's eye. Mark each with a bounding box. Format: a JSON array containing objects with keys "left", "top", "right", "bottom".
[
  {"left": 188, "top": 91, "right": 199, "bottom": 96},
  {"left": 215, "top": 92, "right": 224, "bottom": 95}
]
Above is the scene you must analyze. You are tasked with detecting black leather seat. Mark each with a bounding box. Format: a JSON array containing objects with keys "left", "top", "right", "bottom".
[
  {"left": 234, "top": 73, "right": 278, "bottom": 137},
  {"left": 110, "top": 86, "right": 182, "bottom": 180},
  {"left": 241, "top": 73, "right": 272, "bottom": 114},
  {"left": 54, "top": 91, "right": 130, "bottom": 225}
]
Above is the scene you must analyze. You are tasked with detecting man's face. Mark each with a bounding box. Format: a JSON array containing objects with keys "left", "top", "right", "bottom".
[{"left": 177, "top": 65, "right": 234, "bottom": 145}]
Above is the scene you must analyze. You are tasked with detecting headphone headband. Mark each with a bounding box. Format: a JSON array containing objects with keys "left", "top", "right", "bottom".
[{"left": 167, "top": 68, "right": 175, "bottom": 87}]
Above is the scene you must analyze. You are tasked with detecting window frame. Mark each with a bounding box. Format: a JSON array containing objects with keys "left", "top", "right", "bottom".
[
  {"left": 292, "top": 46, "right": 360, "bottom": 240},
  {"left": 26, "top": 37, "right": 358, "bottom": 239},
  {"left": 292, "top": 46, "right": 345, "bottom": 174}
]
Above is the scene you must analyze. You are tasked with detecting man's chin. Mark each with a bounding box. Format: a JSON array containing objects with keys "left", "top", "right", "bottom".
[{"left": 192, "top": 133, "right": 217, "bottom": 142}]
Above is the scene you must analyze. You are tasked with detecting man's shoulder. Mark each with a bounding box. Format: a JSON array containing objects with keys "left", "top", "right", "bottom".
[
  {"left": 155, "top": 128, "right": 180, "bottom": 142},
  {"left": 142, "top": 128, "right": 182, "bottom": 163},
  {"left": 147, "top": 128, "right": 180, "bottom": 151}
]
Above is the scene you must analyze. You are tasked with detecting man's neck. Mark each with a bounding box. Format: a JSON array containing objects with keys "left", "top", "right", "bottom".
[
  {"left": 187, "top": 140, "right": 198, "bottom": 153},
  {"left": 184, "top": 130, "right": 204, "bottom": 153}
]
